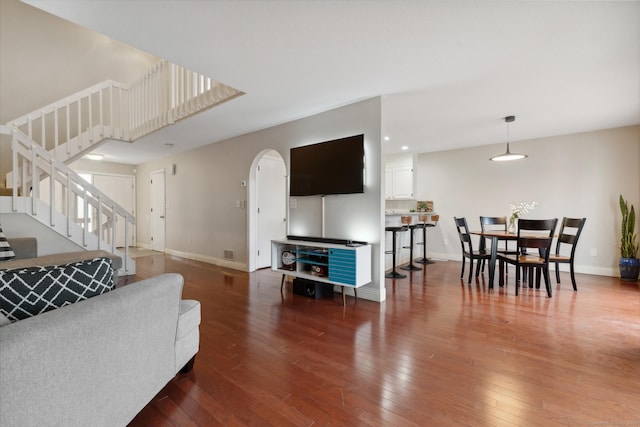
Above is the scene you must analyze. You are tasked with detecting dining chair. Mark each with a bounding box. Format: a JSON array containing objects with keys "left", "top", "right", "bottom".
[
  {"left": 454, "top": 217, "right": 491, "bottom": 284},
  {"left": 478, "top": 216, "right": 517, "bottom": 271},
  {"left": 498, "top": 218, "right": 558, "bottom": 297},
  {"left": 548, "top": 217, "right": 586, "bottom": 291}
]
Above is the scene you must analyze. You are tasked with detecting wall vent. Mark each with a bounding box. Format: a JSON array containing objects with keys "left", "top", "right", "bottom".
[{"left": 223, "top": 249, "right": 235, "bottom": 260}]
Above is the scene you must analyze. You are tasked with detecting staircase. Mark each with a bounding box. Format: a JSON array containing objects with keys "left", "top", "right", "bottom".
[
  {"left": 0, "top": 125, "right": 136, "bottom": 274},
  {"left": 6, "top": 60, "right": 243, "bottom": 167},
  {"left": 6, "top": 80, "right": 129, "bottom": 166},
  {"left": 1, "top": 60, "right": 244, "bottom": 276}
]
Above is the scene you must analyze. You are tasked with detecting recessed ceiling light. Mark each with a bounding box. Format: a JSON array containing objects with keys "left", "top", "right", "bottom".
[
  {"left": 84, "top": 153, "right": 104, "bottom": 161},
  {"left": 384, "top": 136, "right": 390, "bottom": 141},
  {"left": 401, "top": 145, "right": 409, "bottom": 150}
]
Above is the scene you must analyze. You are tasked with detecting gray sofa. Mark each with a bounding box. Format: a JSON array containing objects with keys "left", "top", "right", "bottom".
[{"left": 0, "top": 268, "right": 201, "bottom": 426}]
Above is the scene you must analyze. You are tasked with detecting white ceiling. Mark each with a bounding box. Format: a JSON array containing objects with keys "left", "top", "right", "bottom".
[{"left": 24, "top": 0, "right": 640, "bottom": 165}]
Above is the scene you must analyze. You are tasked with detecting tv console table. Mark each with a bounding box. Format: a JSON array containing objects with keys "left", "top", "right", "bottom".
[{"left": 271, "top": 238, "right": 372, "bottom": 305}]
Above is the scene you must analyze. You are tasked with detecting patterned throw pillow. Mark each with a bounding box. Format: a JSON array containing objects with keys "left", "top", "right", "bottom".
[
  {"left": 0, "top": 227, "right": 16, "bottom": 261},
  {"left": 0, "top": 257, "right": 114, "bottom": 323}
]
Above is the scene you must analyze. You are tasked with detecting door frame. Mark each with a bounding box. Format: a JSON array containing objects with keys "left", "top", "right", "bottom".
[
  {"left": 150, "top": 169, "right": 166, "bottom": 252},
  {"left": 248, "top": 149, "right": 287, "bottom": 272}
]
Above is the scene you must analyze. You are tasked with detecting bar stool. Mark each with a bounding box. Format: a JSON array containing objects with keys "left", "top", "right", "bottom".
[
  {"left": 400, "top": 215, "right": 421, "bottom": 271},
  {"left": 385, "top": 222, "right": 409, "bottom": 278},
  {"left": 415, "top": 214, "right": 439, "bottom": 264}
]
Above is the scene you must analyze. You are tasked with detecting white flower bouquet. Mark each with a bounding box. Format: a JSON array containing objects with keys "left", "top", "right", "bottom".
[{"left": 508, "top": 201, "right": 538, "bottom": 232}]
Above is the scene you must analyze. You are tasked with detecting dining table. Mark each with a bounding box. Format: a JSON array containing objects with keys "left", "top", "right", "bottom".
[
  {"left": 470, "top": 230, "right": 551, "bottom": 288},
  {"left": 469, "top": 230, "right": 549, "bottom": 289},
  {"left": 469, "top": 230, "right": 514, "bottom": 288}
]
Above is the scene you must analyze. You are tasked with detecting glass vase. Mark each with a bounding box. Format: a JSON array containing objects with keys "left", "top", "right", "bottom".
[{"left": 508, "top": 216, "right": 516, "bottom": 233}]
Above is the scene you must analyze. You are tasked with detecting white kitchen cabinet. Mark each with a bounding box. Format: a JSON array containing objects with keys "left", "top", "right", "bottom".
[{"left": 385, "top": 166, "right": 414, "bottom": 200}]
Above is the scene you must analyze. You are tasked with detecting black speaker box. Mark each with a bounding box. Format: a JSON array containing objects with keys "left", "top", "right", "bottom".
[{"left": 292, "top": 278, "right": 333, "bottom": 299}]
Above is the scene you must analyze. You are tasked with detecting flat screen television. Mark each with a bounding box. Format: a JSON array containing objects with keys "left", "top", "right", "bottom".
[{"left": 290, "top": 134, "right": 365, "bottom": 196}]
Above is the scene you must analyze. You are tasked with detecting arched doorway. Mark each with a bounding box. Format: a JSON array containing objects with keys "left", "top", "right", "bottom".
[{"left": 248, "top": 149, "right": 287, "bottom": 271}]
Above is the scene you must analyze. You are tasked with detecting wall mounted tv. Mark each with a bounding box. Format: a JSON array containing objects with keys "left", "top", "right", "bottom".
[{"left": 290, "top": 134, "right": 365, "bottom": 196}]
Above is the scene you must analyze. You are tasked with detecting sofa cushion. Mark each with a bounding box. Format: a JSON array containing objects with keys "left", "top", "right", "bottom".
[
  {"left": 0, "top": 227, "right": 16, "bottom": 261},
  {"left": 0, "top": 257, "right": 114, "bottom": 323}
]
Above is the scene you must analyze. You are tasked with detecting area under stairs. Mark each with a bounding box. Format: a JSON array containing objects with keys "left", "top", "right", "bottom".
[
  {"left": 0, "top": 200, "right": 135, "bottom": 277},
  {"left": 1, "top": 125, "right": 136, "bottom": 275}
]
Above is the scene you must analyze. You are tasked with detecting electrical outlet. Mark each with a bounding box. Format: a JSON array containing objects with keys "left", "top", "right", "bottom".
[
  {"left": 443, "top": 238, "right": 448, "bottom": 246},
  {"left": 590, "top": 248, "right": 598, "bottom": 257}
]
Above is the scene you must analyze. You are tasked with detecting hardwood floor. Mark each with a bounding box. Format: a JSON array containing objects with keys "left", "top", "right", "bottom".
[{"left": 127, "top": 254, "right": 640, "bottom": 426}]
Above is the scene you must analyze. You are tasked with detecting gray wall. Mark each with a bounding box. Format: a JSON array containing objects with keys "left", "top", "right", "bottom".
[
  {"left": 0, "top": 0, "right": 158, "bottom": 179},
  {"left": 415, "top": 125, "right": 640, "bottom": 277},
  {"left": 135, "top": 97, "right": 386, "bottom": 302}
]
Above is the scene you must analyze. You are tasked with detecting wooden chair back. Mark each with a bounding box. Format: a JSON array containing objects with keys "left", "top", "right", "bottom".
[
  {"left": 555, "top": 217, "right": 587, "bottom": 257},
  {"left": 454, "top": 217, "right": 473, "bottom": 253},
  {"left": 480, "top": 216, "right": 507, "bottom": 232},
  {"left": 518, "top": 237, "right": 554, "bottom": 262},
  {"left": 517, "top": 218, "right": 558, "bottom": 259},
  {"left": 517, "top": 218, "right": 558, "bottom": 237},
  {"left": 479, "top": 216, "right": 508, "bottom": 251}
]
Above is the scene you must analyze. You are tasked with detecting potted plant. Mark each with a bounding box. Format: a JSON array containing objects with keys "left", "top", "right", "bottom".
[{"left": 619, "top": 195, "right": 639, "bottom": 281}]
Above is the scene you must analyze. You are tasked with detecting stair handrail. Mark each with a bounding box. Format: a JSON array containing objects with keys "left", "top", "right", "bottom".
[
  {"left": 4, "top": 60, "right": 243, "bottom": 159},
  {"left": 0, "top": 125, "right": 135, "bottom": 265},
  {"left": 128, "top": 59, "right": 244, "bottom": 140},
  {"left": 6, "top": 80, "right": 130, "bottom": 154}
]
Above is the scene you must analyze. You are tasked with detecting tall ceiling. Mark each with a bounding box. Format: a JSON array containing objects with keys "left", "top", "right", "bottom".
[{"left": 23, "top": 0, "right": 640, "bottom": 165}]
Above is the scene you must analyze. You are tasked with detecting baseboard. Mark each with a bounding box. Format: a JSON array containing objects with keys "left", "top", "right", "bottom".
[
  {"left": 164, "top": 248, "right": 249, "bottom": 272},
  {"left": 140, "top": 245, "right": 387, "bottom": 297}
]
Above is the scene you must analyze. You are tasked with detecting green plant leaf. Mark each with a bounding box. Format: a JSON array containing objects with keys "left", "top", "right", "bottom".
[{"left": 620, "top": 195, "right": 639, "bottom": 258}]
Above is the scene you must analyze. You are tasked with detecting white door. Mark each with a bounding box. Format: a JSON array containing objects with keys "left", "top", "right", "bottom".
[
  {"left": 150, "top": 170, "right": 166, "bottom": 252},
  {"left": 93, "top": 174, "right": 135, "bottom": 247},
  {"left": 256, "top": 153, "right": 286, "bottom": 269}
]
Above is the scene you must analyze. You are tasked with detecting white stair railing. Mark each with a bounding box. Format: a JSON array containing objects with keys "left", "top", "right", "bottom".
[
  {"left": 6, "top": 60, "right": 243, "bottom": 166},
  {"left": 128, "top": 60, "right": 244, "bottom": 140},
  {"left": 0, "top": 125, "right": 135, "bottom": 274},
  {"left": 6, "top": 80, "right": 130, "bottom": 158}
]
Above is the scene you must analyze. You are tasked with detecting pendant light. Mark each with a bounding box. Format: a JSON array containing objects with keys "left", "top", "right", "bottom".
[{"left": 489, "top": 115, "right": 527, "bottom": 161}]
